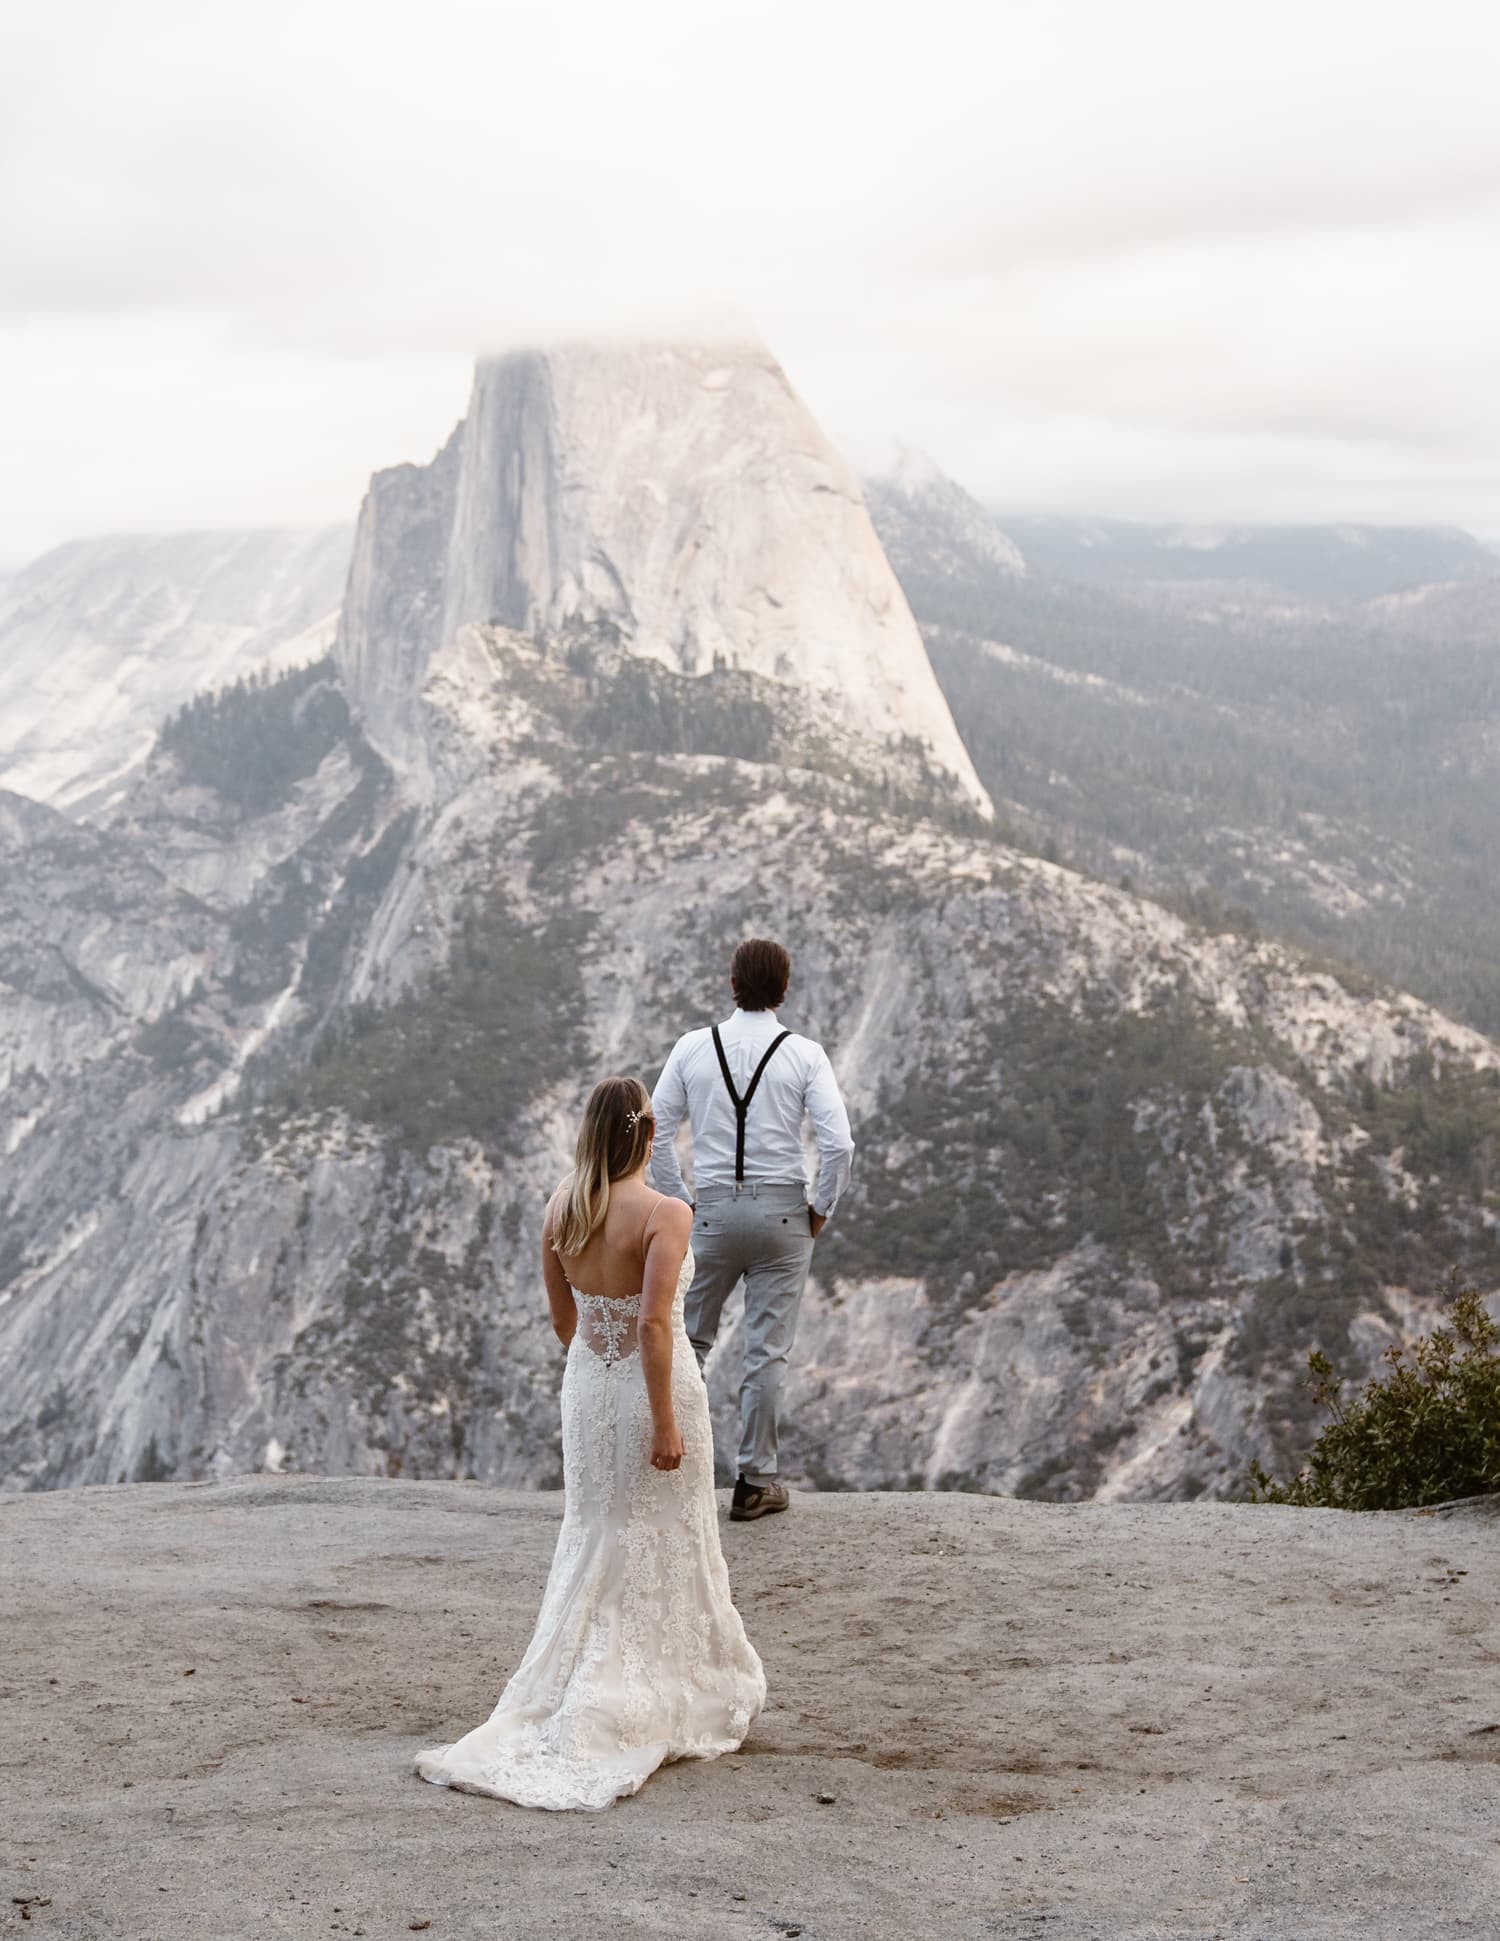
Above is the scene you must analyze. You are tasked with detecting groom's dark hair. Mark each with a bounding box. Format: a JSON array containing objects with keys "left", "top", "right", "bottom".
[{"left": 731, "top": 938, "right": 791, "bottom": 1012}]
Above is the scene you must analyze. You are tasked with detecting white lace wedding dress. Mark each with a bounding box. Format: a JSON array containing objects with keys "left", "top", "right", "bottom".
[{"left": 414, "top": 1248, "right": 766, "bottom": 1810}]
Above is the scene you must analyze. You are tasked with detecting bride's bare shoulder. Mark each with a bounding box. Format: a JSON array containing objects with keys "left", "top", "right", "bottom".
[
  {"left": 647, "top": 1194, "right": 692, "bottom": 1243},
  {"left": 541, "top": 1178, "right": 571, "bottom": 1235}
]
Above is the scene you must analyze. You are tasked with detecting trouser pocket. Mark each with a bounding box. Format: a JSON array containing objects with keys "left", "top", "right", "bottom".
[{"left": 764, "top": 1206, "right": 813, "bottom": 1247}]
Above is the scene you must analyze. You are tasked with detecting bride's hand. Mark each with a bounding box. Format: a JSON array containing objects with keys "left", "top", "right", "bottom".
[{"left": 650, "top": 1421, "right": 684, "bottom": 1472}]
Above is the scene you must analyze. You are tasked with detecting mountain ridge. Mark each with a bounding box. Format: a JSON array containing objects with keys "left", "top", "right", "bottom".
[
  {"left": 990, "top": 512, "right": 1498, "bottom": 603},
  {"left": 4, "top": 623, "right": 1498, "bottom": 1499},
  {"left": 0, "top": 525, "right": 353, "bottom": 816}
]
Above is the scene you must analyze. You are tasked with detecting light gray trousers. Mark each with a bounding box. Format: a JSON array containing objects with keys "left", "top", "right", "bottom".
[{"left": 685, "top": 1182, "right": 816, "bottom": 1485}]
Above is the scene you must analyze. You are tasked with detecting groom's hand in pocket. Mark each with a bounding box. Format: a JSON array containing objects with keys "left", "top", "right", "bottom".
[{"left": 808, "top": 1209, "right": 828, "bottom": 1240}]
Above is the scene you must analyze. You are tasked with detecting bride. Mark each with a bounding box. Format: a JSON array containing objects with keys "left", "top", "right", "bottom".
[{"left": 414, "top": 1075, "right": 766, "bottom": 1810}]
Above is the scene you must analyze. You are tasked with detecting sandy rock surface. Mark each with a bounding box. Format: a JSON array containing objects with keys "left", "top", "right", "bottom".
[{"left": 3, "top": 1478, "right": 1497, "bottom": 1940}]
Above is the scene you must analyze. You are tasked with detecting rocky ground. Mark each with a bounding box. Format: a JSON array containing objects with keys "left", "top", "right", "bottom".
[{"left": 3, "top": 1478, "right": 1497, "bottom": 1940}]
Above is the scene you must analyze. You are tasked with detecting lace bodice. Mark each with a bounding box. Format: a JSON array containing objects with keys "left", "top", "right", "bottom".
[
  {"left": 570, "top": 1249, "right": 693, "bottom": 1368},
  {"left": 572, "top": 1290, "right": 642, "bottom": 1367}
]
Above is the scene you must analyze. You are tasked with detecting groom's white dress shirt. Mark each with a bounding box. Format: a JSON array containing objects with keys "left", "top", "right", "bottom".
[{"left": 649, "top": 1007, "right": 855, "bottom": 1218}]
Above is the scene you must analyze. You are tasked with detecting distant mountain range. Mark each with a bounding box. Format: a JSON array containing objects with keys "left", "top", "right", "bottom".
[
  {"left": 990, "top": 514, "right": 1498, "bottom": 603},
  {"left": 0, "top": 528, "right": 351, "bottom": 814}
]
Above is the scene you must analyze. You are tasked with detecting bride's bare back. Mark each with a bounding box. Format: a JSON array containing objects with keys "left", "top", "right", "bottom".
[{"left": 551, "top": 1179, "right": 672, "bottom": 1299}]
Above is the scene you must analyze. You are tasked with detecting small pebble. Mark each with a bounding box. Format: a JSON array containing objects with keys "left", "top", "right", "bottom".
[{"left": 815, "top": 1791, "right": 836, "bottom": 1805}]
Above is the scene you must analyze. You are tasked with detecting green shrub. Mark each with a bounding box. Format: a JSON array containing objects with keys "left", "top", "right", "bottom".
[{"left": 1248, "top": 1274, "right": 1500, "bottom": 1510}]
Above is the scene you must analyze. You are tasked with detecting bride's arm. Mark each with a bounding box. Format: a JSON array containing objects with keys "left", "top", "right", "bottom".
[
  {"left": 541, "top": 1191, "right": 576, "bottom": 1348},
  {"left": 639, "top": 1197, "right": 693, "bottom": 1470}
]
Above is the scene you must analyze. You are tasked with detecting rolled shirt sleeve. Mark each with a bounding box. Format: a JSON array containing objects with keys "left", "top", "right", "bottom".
[
  {"left": 647, "top": 1039, "right": 692, "bottom": 1204},
  {"left": 805, "top": 1046, "right": 855, "bottom": 1218}
]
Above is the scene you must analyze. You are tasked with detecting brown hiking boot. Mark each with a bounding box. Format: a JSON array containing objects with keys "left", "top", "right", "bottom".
[{"left": 730, "top": 1475, "right": 790, "bottom": 1521}]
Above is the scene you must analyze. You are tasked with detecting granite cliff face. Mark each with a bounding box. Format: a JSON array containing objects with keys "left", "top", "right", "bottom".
[
  {"left": 2, "top": 345, "right": 1498, "bottom": 1502},
  {"left": 337, "top": 345, "right": 990, "bottom": 810}
]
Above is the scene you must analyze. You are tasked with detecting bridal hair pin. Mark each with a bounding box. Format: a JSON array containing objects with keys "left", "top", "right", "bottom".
[{"left": 626, "top": 1108, "right": 644, "bottom": 1131}]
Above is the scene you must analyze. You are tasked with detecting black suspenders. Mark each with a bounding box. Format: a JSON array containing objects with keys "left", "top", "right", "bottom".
[{"left": 710, "top": 1024, "right": 792, "bottom": 1182}]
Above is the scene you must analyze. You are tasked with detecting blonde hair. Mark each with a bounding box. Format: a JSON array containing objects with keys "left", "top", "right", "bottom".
[{"left": 552, "top": 1075, "right": 655, "bottom": 1259}]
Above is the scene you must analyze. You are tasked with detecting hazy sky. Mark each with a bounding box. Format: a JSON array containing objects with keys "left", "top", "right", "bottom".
[{"left": 4, "top": 0, "right": 1500, "bottom": 562}]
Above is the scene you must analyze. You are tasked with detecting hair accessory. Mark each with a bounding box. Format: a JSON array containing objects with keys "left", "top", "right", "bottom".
[{"left": 626, "top": 1108, "right": 643, "bottom": 1131}]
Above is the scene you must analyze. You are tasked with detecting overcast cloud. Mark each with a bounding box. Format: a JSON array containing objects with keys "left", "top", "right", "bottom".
[{"left": 3, "top": 0, "right": 1499, "bottom": 561}]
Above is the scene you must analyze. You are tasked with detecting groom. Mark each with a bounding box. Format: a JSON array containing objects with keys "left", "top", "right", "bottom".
[{"left": 649, "top": 938, "right": 855, "bottom": 1521}]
